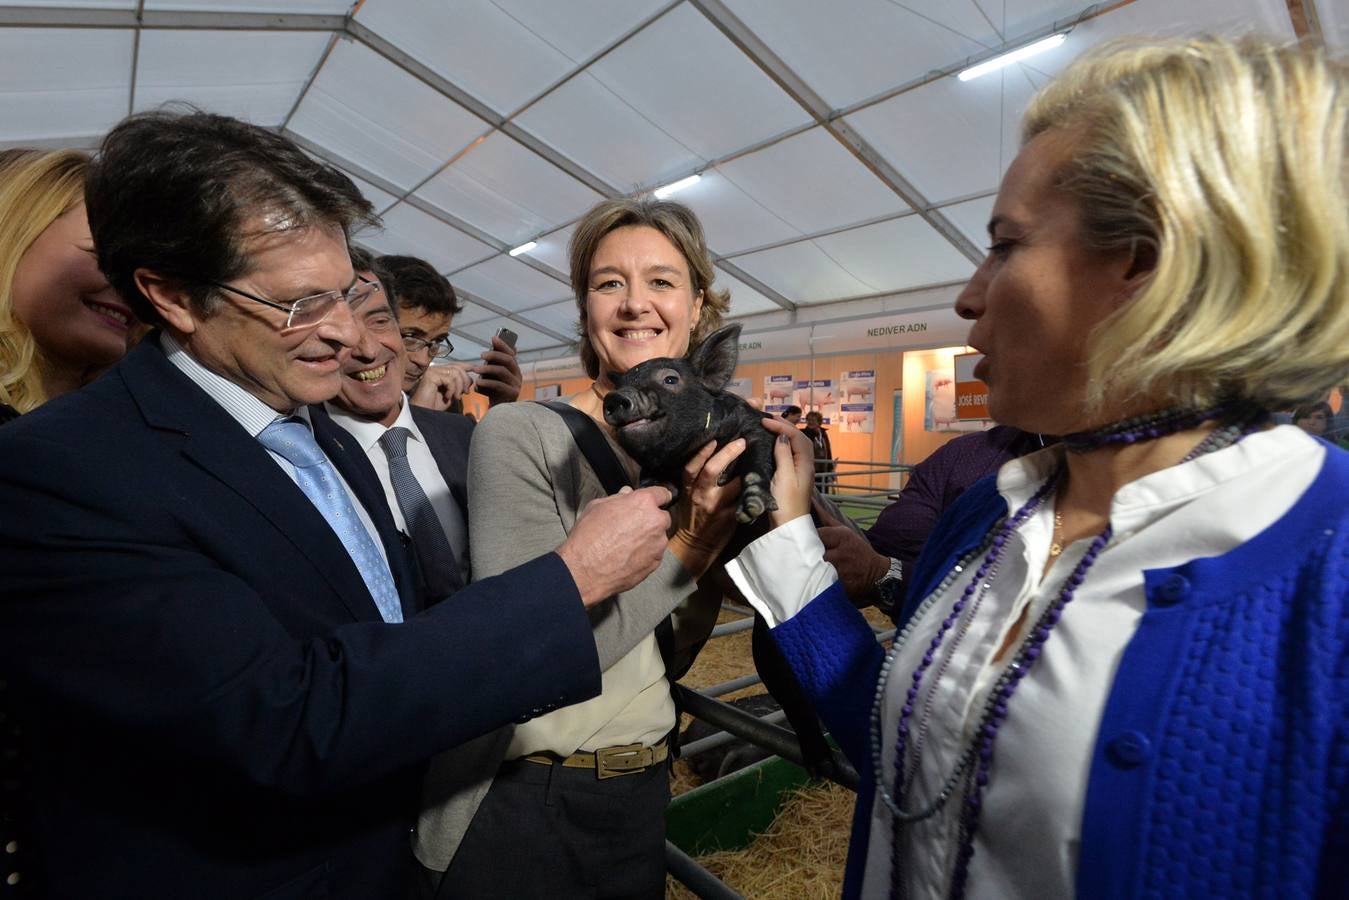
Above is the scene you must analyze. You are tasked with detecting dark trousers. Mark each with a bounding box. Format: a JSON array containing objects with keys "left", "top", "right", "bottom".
[{"left": 417, "top": 756, "right": 670, "bottom": 899}]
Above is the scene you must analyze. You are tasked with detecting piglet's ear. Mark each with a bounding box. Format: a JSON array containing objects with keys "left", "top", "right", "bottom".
[{"left": 690, "top": 324, "right": 741, "bottom": 392}]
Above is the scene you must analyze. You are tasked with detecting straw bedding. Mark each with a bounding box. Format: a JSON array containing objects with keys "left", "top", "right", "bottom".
[
  {"left": 665, "top": 603, "right": 893, "bottom": 896},
  {"left": 666, "top": 781, "right": 857, "bottom": 899}
]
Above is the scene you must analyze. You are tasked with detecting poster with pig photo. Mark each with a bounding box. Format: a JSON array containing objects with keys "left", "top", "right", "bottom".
[
  {"left": 794, "top": 379, "right": 836, "bottom": 423},
  {"left": 837, "top": 404, "right": 874, "bottom": 433},
  {"left": 837, "top": 370, "right": 875, "bottom": 433},
  {"left": 924, "top": 369, "right": 986, "bottom": 432},
  {"left": 763, "top": 374, "right": 794, "bottom": 415},
  {"left": 838, "top": 370, "right": 876, "bottom": 406}
]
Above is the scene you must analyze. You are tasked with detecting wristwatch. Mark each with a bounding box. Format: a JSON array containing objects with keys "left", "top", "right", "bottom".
[{"left": 873, "top": 556, "right": 903, "bottom": 614}]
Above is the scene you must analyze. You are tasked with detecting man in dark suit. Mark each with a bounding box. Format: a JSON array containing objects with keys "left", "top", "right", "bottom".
[
  {"left": 319, "top": 252, "right": 487, "bottom": 600},
  {"left": 0, "top": 110, "right": 674, "bottom": 899}
]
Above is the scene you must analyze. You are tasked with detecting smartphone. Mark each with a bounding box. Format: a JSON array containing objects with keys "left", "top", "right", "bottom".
[{"left": 495, "top": 327, "right": 518, "bottom": 350}]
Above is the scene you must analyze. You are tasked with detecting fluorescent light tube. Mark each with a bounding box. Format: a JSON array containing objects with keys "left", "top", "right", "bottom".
[
  {"left": 653, "top": 174, "right": 701, "bottom": 199},
  {"left": 508, "top": 241, "right": 537, "bottom": 257},
  {"left": 958, "top": 32, "right": 1068, "bottom": 82}
]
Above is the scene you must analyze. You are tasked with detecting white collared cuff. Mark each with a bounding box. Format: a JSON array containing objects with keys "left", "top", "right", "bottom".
[{"left": 725, "top": 514, "right": 838, "bottom": 628}]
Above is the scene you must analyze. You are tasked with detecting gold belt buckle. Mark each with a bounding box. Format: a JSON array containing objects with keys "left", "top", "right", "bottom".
[{"left": 595, "top": 742, "right": 649, "bottom": 780}]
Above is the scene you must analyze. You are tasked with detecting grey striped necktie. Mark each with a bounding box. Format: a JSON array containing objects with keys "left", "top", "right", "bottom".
[{"left": 377, "top": 426, "right": 463, "bottom": 601}]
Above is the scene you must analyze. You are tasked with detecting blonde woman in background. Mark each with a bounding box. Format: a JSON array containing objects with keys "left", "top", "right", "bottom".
[
  {"left": 0, "top": 149, "right": 137, "bottom": 896},
  {"left": 0, "top": 149, "right": 136, "bottom": 422},
  {"left": 733, "top": 35, "right": 1349, "bottom": 899}
]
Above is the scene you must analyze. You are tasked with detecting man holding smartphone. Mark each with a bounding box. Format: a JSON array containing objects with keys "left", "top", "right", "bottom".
[{"left": 377, "top": 254, "right": 523, "bottom": 410}]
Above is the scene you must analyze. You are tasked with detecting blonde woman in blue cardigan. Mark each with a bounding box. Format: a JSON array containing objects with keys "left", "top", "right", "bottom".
[{"left": 740, "top": 35, "right": 1349, "bottom": 900}]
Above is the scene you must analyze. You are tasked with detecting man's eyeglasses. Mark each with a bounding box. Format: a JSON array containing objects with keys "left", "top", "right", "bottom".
[
  {"left": 401, "top": 334, "right": 454, "bottom": 360},
  {"left": 202, "top": 277, "right": 381, "bottom": 329}
]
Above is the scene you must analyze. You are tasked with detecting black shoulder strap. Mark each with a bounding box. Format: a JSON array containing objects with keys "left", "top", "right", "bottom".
[
  {"left": 539, "top": 400, "right": 684, "bottom": 754},
  {"left": 541, "top": 401, "right": 631, "bottom": 495}
]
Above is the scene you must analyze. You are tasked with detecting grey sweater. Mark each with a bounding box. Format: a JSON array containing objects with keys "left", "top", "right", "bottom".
[{"left": 413, "top": 401, "right": 722, "bottom": 871}]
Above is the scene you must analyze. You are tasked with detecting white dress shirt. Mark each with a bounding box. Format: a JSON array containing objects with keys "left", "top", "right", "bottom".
[
  {"left": 726, "top": 426, "right": 1322, "bottom": 899},
  {"left": 324, "top": 399, "right": 469, "bottom": 586},
  {"left": 161, "top": 333, "right": 388, "bottom": 564}
]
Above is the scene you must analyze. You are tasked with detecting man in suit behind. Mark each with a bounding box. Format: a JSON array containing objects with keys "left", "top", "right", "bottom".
[
  {"left": 319, "top": 250, "right": 486, "bottom": 600},
  {"left": 802, "top": 409, "right": 835, "bottom": 493},
  {"left": 0, "top": 110, "right": 674, "bottom": 899}
]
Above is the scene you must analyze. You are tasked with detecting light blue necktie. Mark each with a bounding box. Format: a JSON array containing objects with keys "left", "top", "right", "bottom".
[{"left": 258, "top": 417, "right": 404, "bottom": 623}]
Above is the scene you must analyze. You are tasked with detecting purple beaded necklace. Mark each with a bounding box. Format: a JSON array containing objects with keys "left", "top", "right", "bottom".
[{"left": 876, "top": 402, "right": 1268, "bottom": 900}]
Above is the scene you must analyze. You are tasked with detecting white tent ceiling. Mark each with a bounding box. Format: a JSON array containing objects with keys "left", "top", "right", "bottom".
[{"left": 0, "top": 0, "right": 1334, "bottom": 362}]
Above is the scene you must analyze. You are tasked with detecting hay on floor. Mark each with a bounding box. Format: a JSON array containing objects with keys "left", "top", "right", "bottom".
[
  {"left": 664, "top": 601, "right": 893, "bottom": 894},
  {"left": 666, "top": 780, "right": 856, "bottom": 899}
]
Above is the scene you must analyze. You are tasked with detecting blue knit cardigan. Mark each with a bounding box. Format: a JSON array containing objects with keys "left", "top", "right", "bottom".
[{"left": 770, "top": 444, "right": 1349, "bottom": 898}]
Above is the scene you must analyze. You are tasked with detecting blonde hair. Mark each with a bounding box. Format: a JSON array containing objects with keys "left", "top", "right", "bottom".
[
  {"left": 0, "top": 149, "right": 90, "bottom": 413},
  {"left": 1022, "top": 35, "right": 1349, "bottom": 410},
  {"left": 569, "top": 195, "right": 731, "bottom": 379}
]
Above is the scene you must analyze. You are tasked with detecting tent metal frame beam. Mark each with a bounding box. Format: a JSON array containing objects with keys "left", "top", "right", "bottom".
[
  {"left": 0, "top": 7, "right": 345, "bottom": 30},
  {"left": 0, "top": 134, "right": 102, "bottom": 151},
  {"left": 717, "top": 192, "right": 994, "bottom": 262},
  {"left": 449, "top": 286, "right": 577, "bottom": 348},
  {"left": 689, "top": 0, "right": 982, "bottom": 265},
  {"left": 345, "top": 19, "right": 619, "bottom": 202},
  {"left": 713, "top": 259, "right": 799, "bottom": 315},
  {"left": 126, "top": 1, "right": 145, "bottom": 116},
  {"left": 341, "top": 6, "right": 800, "bottom": 313},
  {"left": 291, "top": 130, "right": 798, "bottom": 326},
  {"left": 285, "top": 131, "right": 575, "bottom": 288},
  {"left": 832, "top": 1, "right": 1136, "bottom": 120},
  {"left": 280, "top": 32, "right": 341, "bottom": 133}
]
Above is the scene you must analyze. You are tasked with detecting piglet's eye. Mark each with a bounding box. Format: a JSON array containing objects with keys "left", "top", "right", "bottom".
[{"left": 662, "top": 374, "right": 679, "bottom": 386}]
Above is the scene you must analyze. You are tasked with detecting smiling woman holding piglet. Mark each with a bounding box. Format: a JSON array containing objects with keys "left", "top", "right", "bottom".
[
  {"left": 734, "top": 34, "right": 1349, "bottom": 900},
  {"left": 413, "top": 196, "right": 743, "bottom": 899}
]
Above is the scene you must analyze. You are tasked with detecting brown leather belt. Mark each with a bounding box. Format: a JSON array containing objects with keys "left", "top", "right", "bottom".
[{"left": 523, "top": 740, "right": 669, "bottom": 780}]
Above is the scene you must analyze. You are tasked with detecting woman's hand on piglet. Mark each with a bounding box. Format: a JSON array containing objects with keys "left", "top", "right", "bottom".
[
  {"left": 668, "top": 437, "right": 745, "bottom": 577},
  {"left": 760, "top": 416, "right": 815, "bottom": 528}
]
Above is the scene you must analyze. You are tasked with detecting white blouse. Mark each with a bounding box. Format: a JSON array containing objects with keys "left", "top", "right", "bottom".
[{"left": 726, "top": 426, "right": 1323, "bottom": 898}]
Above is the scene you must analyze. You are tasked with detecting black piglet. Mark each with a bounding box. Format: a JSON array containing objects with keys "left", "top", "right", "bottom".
[{"left": 602, "top": 324, "right": 777, "bottom": 523}]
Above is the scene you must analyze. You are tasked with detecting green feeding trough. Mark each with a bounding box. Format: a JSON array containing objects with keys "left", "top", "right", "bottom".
[{"left": 665, "top": 756, "right": 815, "bottom": 856}]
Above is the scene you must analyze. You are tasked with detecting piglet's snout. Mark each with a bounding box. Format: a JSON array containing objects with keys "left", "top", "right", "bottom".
[{"left": 603, "top": 390, "right": 638, "bottom": 425}]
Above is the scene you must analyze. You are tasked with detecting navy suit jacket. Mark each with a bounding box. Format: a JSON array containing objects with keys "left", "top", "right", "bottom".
[{"left": 0, "top": 340, "right": 600, "bottom": 899}]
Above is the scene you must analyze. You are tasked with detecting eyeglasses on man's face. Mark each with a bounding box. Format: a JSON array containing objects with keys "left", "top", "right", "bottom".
[
  {"left": 401, "top": 333, "right": 454, "bottom": 359},
  {"left": 202, "top": 276, "right": 381, "bottom": 329}
]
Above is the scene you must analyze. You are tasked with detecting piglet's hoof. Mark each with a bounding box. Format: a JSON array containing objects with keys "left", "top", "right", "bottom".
[
  {"left": 737, "top": 495, "right": 764, "bottom": 524},
  {"left": 737, "top": 475, "right": 777, "bottom": 524}
]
